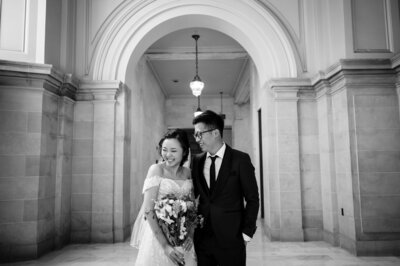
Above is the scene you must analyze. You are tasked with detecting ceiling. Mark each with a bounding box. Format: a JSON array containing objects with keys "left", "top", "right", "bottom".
[{"left": 145, "top": 28, "right": 249, "bottom": 98}]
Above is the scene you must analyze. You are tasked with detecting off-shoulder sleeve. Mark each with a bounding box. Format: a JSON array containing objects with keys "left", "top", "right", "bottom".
[{"left": 142, "top": 175, "right": 161, "bottom": 193}]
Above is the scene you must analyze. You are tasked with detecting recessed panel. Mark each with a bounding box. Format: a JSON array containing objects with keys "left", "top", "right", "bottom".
[
  {"left": 352, "top": 0, "right": 391, "bottom": 52},
  {"left": 0, "top": 0, "right": 26, "bottom": 51},
  {"left": 354, "top": 94, "right": 400, "bottom": 233}
]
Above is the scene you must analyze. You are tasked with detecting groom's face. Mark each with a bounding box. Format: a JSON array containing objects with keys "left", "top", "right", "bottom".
[{"left": 194, "top": 122, "right": 216, "bottom": 153}]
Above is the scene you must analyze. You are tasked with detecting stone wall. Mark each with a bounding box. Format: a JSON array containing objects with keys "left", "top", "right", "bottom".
[
  {"left": 125, "top": 57, "right": 166, "bottom": 231},
  {"left": 315, "top": 59, "right": 400, "bottom": 255},
  {"left": 262, "top": 58, "right": 400, "bottom": 256},
  {"left": 0, "top": 62, "right": 77, "bottom": 261}
]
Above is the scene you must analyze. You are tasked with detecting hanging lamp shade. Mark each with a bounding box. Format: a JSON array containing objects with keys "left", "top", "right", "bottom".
[
  {"left": 190, "top": 76, "right": 204, "bottom": 97},
  {"left": 190, "top": 34, "right": 204, "bottom": 96}
]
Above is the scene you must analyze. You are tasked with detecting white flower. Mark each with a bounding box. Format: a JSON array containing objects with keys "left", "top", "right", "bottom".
[
  {"left": 181, "top": 201, "right": 187, "bottom": 212},
  {"left": 165, "top": 204, "right": 172, "bottom": 214},
  {"left": 179, "top": 216, "right": 187, "bottom": 239}
]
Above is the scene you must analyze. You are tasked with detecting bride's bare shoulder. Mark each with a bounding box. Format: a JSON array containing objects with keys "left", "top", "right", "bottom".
[{"left": 147, "top": 163, "right": 164, "bottom": 177}]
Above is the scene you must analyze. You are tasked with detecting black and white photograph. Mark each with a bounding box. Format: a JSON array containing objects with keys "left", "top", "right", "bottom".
[{"left": 0, "top": 0, "right": 400, "bottom": 265}]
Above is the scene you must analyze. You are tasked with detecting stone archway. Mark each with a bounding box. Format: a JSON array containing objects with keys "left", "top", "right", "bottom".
[
  {"left": 86, "top": 0, "right": 303, "bottom": 243},
  {"left": 90, "top": 0, "right": 300, "bottom": 84}
]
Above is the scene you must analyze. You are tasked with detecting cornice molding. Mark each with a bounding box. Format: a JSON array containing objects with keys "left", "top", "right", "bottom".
[
  {"left": 168, "top": 93, "right": 232, "bottom": 100},
  {"left": 60, "top": 74, "right": 79, "bottom": 100},
  {"left": 145, "top": 51, "right": 248, "bottom": 61},
  {"left": 267, "top": 57, "right": 399, "bottom": 100},
  {"left": 0, "top": 60, "right": 126, "bottom": 101},
  {"left": 0, "top": 60, "right": 78, "bottom": 100},
  {"left": 393, "top": 54, "right": 400, "bottom": 89},
  {"left": 0, "top": 59, "right": 53, "bottom": 74},
  {"left": 392, "top": 53, "right": 400, "bottom": 70}
]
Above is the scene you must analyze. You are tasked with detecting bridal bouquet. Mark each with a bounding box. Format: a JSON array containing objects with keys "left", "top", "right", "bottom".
[{"left": 154, "top": 193, "right": 203, "bottom": 247}]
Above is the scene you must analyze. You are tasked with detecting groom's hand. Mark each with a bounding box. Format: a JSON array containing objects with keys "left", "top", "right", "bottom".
[
  {"left": 164, "top": 246, "right": 185, "bottom": 265},
  {"left": 182, "top": 237, "right": 193, "bottom": 251},
  {"left": 243, "top": 233, "right": 251, "bottom": 247}
]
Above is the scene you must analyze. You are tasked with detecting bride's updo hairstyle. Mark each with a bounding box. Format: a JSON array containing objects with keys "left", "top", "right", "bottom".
[{"left": 158, "top": 129, "right": 190, "bottom": 166}]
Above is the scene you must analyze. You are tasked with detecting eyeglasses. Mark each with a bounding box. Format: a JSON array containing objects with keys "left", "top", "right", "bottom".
[{"left": 193, "top": 128, "right": 216, "bottom": 140}]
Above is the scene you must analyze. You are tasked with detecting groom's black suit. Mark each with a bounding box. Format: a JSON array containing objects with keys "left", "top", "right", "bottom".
[{"left": 192, "top": 145, "right": 259, "bottom": 266}]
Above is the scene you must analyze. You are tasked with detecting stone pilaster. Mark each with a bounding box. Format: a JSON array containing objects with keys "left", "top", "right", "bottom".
[
  {"left": 315, "top": 81, "right": 340, "bottom": 247},
  {"left": 54, "top": 74, "right": 78, "bottom": 248},
  {"left": 71, "top": 80, "right": 127, "bottom": 243},
  {"left": 267, "top": 80, "right": 304, "bottom": 241}
]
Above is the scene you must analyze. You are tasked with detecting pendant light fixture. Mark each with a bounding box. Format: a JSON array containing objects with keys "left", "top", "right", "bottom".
[{"left": 190, "top": 34, "right": 204, "bottom": 97}]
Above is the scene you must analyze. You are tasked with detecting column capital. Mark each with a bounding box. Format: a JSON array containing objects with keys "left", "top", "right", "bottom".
[
  {"left": 267, "top": 78, "right": 312, "bottom": 101},
  {"left": 77, "top": 80, "right": 123, "bottom": 101}
]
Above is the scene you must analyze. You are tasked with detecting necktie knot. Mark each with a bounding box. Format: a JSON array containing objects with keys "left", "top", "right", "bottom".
[{"left": 210, "top": 155, "right": 218, "bottom": 162}]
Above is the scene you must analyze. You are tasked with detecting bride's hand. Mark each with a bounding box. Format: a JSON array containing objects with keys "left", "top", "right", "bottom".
[
  {"left": 182, "top": 237, "right": 193, "bottom": 251},
  {"left": 164, "top": 245, "right": 185, "bottom": 265}
]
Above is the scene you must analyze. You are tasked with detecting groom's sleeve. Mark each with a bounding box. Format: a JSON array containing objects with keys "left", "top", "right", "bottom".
[{"left": 239, "top": 153, "right": 260, "bottom": 238}]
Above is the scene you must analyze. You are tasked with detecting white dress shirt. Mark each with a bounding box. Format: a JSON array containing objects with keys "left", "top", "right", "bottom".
[{"left": 203, "top": 143, "right": 226, "bottom": 188}]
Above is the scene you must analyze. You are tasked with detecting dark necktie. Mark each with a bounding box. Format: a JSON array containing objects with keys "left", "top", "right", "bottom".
[{"left": 209, "top": 156, "right": 217, "bottom": 192}]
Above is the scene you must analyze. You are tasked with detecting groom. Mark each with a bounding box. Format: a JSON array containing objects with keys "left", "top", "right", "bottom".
[{"left": 191, "top": 110, "right": 259, "bottom": 266}]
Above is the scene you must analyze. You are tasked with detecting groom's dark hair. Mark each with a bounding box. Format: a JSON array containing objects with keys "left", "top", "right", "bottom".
[{"left": 192, "top": 110, "right": 224, "bottom": 138}]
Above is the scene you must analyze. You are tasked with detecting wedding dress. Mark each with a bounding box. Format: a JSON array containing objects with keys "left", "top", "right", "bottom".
[{"left": 131, "top": 175, "right": 197, "bottom": 266}]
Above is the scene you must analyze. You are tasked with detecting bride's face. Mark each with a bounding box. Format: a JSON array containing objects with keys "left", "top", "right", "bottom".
[{"left": 161, "top": 138, "right": 183, "bottom": 167}]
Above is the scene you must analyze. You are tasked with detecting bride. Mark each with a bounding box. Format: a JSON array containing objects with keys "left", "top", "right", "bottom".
[{"left": 131, "top": 129, "right": 197, "bottom": 266}]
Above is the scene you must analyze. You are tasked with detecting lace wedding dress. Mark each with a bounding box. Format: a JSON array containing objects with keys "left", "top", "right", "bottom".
[{"left": 131, "top": 175, "right": 197, "bottom": 266}]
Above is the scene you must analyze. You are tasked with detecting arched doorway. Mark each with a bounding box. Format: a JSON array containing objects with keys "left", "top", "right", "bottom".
[
  {"left": 91, "top": 0, "right": 298, "bottom": 82},
  {"left": 89, "top": 0, "right": 301, "bottom": 241}
]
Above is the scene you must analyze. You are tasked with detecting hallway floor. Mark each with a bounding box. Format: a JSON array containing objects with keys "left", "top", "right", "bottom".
[{"left": 3, "top": 222, "right": 400, "bottom": 266}]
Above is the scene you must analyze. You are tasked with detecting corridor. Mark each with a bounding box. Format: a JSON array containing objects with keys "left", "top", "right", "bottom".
[
  {"left": 3, "top": 222, "right": 399, "bottom": 266},
  {"left": 1, "top": 0, "right": 400, "bottom": 263}
]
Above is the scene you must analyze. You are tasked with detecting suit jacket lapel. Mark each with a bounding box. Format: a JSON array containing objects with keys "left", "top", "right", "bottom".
[{"left": 211, "top": 145, "right": 232, "bottom": 198}]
